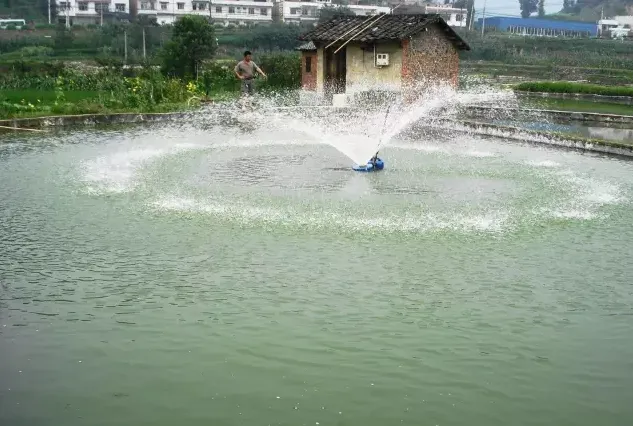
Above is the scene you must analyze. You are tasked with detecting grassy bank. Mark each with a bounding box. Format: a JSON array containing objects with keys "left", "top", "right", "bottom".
[
  {"left": 461, "top": 61, "right": 633, "bottom": 86},
  {"left": 521, "top": 97, "right": 633, "bottom": 116},
  {"left": 515, "top": 82, "right": 633, "bottom": 97},
  {"left": 0, "top": 52, "right": 299, "bottom": 119}
]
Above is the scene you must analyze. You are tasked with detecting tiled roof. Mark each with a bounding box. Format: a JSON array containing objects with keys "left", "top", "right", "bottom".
[
  {"left": 298, "top": 14, "right": 470, "bottom": 51},
  {"left": 296, "top": 41, "right": 317, "bottom": 51}
]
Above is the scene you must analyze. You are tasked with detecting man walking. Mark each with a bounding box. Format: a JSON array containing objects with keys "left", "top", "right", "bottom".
[{"left": 234, "top": 50, "right": 267, "bottom": 108}]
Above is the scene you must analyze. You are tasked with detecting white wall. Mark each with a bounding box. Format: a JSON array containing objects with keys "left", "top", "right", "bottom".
[{"left": 55, "top": 0, "right": 275, "bottom": 25}]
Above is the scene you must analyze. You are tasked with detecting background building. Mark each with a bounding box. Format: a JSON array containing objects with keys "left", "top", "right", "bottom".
[
  {"left": 478, "top": 16, "right": 598, "bottom": 38},
  {"left": 54, "top": 0, "right": 392, "bottom": 26}
]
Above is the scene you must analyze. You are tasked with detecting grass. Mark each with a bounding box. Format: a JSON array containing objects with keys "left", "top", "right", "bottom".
[
  {"left": 0, "top": 89, "right": 99, "bottom": 104},
  {"left": 0, "top": 102, "right": 196, "bottom": 120},
  {"left": 0, "top": 88, "right": 240, "bottom": 120},
  {"left": 515, "top": 82, "right": 633, "bottom": 97},
  {"left": 521, "top": 98, "right": 633, "bottom": 116}
]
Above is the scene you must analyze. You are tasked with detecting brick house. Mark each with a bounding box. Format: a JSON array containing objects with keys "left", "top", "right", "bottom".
[{"left": 297, "top": 14, "right": 470, "bottom": 96}]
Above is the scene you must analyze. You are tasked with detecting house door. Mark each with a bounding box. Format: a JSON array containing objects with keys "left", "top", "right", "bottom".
[{"left": 324, "top": 47, "right": 346, "bottom": 96}]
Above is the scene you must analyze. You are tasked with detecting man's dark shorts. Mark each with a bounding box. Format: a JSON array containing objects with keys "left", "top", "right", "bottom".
[{"left": 241, "top": 78, "right": 254, "bottom": 95}]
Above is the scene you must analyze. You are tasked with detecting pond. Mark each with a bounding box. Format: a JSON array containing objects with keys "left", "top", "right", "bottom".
[{"left": 1, "top": 116, "right": 633, "bottom": 426}]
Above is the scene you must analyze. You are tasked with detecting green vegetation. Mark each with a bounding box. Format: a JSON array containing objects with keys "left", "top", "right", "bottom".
[
  {"left": 516, "top": 81, "right": 633, "bottom": 97},
  {"left": 522, "top": 97, "right": 633, "bottom": 115},
  {"left": 161, "top": 16, "right": 217, "bottom": 79},
  {"left": 461, "top": 61, "right": 633, "bottom": 86},
  {"left": 0, "top": 52, "right": 300, "bottom": 119},
  {"left": 458, "top": 32, "right": 633, "bottom": 70}
]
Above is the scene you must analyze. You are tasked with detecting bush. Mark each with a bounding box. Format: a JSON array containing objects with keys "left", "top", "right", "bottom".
[
  {"left": 515, "top": 81, "right": 633, "bottom": 97},
  {"left": 258, "top": 52, "right": 301, "bottom": 90}
]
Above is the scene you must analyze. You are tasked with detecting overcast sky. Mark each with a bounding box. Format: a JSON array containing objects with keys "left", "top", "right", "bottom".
[{"left": 474, "top": 0, "right": 565, "bottom": 17}]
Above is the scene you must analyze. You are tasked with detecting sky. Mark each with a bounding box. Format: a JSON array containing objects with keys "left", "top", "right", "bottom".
[{"left": 474, "top": 0, "right": 566, "bottom": 17}]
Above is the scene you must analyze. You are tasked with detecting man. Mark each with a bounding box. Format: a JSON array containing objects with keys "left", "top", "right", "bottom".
[{"left": 234, "top": 51, "right": 267, "bottom": 101}]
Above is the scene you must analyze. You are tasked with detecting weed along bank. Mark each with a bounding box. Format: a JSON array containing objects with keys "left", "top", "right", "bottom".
[{"left": 297, "top": 14, "right": 470, "bottom": 102}]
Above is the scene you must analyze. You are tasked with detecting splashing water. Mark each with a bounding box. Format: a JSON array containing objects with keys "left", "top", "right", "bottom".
[{"left": 242, "top": 82, "right": 517, "bottom": 166}]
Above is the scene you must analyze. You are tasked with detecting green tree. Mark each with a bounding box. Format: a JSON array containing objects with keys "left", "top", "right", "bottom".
[
  {"left": 538, "top": 0, "right": 546, "bottom": 16},
  {"left": 318, "top": 5, "right": 355, "bottom": 23},
  {"left": 519, "top": 0, "right": 539, "bottom": 17},
  {"left": 161, "top": 15, "right": 216, "bottom": 79},
  {"left": 54, "top": 23, "right": 74, "bottom": 55}
]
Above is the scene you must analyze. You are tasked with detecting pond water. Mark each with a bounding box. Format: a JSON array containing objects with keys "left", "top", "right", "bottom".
[{"left": 1, "top": 117, "right": 633, "bottom": 426}]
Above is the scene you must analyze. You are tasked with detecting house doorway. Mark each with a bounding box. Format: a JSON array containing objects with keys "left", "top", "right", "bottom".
[{"left": 324, "top": 46, "right": 346, "bottom": 98}]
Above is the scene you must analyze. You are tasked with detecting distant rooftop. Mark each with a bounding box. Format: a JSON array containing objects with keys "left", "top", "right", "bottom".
[{"left": 299, "top": 14, "right": 470, "bottom": 50}]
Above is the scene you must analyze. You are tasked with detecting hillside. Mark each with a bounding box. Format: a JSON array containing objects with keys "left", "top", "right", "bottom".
[{"left": 557, "top": 0, "right": 633, "bottom": 21}]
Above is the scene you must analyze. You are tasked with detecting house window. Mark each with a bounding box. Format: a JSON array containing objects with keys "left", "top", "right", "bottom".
[
  {"left": 115, "top": 3, "right": 125, "bottom": 11},
  {"left": 95, "top": 3, "right": 109, "bottom": 12},
  {"left": 177, "top": 2, "right": 184, "bottom": 10},
  {"left": 160, "top": 2, "right": 168, "bottom": 10},
  {"left": 78, "top": 2, "right": 88, "bottom": 11},
  {"left": 305, "top": 56, "right": 312, "bottom": 73},
  {"left": 216, "top": 6, "right": 222, "bottom": 13},
  {"left": 290, "top": 8, "right": 299, "bottom": 15},
  {"left": 455, "top": 14, "right": 463, "bottom": 22},
  {"left": 141, "top": 2, "right": 149, "bottom": 10},
  {"left": 249, "top": 8, "right": 254, "bottom": 14},
  {"left": 193, "top": 2, "right": 207, "bottom": 10},
  {"left": 229, "top": 6, "right": 235, "bottom": 13},
  {"left": 260, "top": 8, "right": 267, "bottom": 15}
]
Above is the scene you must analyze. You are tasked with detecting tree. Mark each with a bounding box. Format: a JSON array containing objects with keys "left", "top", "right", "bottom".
[
  {"left": 161, "top": 16, "right": 216, "bottom": 79},
  {"left": 538, "top": 0, "right": 545, "bottom": 17},
  {"left": 54, "top": 23, "right": 74, "bottom": 55},
  {"left": 519, "top": 0, "right": 539, "bottom": 18},
  {"left": 318, "top": 5, "right": 354, "bottom": 24}
]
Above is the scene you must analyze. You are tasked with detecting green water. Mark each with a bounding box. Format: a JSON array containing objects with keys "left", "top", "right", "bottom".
[{"left": 1, "top": 123, "right": 633, "bottom": 426}]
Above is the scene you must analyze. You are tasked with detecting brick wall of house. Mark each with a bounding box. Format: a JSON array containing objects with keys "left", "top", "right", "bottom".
[
  {"left": 301, "top": 52, "right": 318, "bottom": 91},
  {"left": 401, "top": 24, "right": 459, "bottom": 89}
]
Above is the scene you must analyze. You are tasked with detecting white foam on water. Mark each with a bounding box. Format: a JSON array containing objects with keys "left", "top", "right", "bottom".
[
  {"left": 152, "top": 195, "right": 508, "bottom": 234},
  {"left": 558, "top": 172, "right": 625, "bottom": 206},
  {"left": 526, "top": 160, "right": 561, "bottom": 168},
  {"left": 77, "top": 129, "right": 314, "bottom": 194},
  {"left": 465, "top": 151, "right": 497, "bottom": 158},
  {"left": 550, "top": 209, "right": 599, "bottom": 220},
  {"left": 81, "top": 148, "right": 167, "bottom": 193},
  {"left": 386, "top": 141, "right": 497, "bottom": 159}
]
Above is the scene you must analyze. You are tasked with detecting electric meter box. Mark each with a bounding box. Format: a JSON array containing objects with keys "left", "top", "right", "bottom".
[{"left": 375, "top": 53, "right": 390, "bottom": 66}]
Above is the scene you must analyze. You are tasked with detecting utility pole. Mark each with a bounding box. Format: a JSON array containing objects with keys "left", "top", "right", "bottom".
[
  {"left": 481, "top": 0, "right": 487, "bottom": 38},
  {"left": 100, "top": 3, "right": 103, "bottom": 26},
  {"left": 142, "top": 27, "right": 146, "bottom": 59},
  {"left": 124, "top": 30, "right": 128, "bottom": 63},
  {"left": 65, "top": 0, "right": 70, "bottom": 28},
  {"left": 48, "top": 0, "right": 51, "bottom": 24}
]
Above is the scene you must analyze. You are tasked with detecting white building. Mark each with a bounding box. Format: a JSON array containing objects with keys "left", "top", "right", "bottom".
[
  {"left": 56, "top": 0, "right": 277, "bottom": 26},
  {"left": 597, "top": 18, "right": 630, "bottom": 38},
  {"left": 280, "top": 0, "right": 390, "bottom": 24},
  {"left": 388, "top": 1, "right": 467, "bottom": 27},
  {"left": 55, "top": 0, "right": 392, "bottom": 26},
  {"left": 424, "top": 4, "right": 466, "bottom": 28}
]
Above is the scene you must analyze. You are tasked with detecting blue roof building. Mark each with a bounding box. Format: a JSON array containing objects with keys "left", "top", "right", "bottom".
[{"left": 477, "top": 17, "right": 597, "bottom": 37}]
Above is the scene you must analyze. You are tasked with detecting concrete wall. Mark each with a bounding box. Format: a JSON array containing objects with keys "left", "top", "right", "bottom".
[
  {"left": 345, "top": 42, "right": 403, "bottom": 93},
  {"left": 404, "top": 23, "right": 459, "bottom": 88},
  {"left": 316, "top": 47, "right": 325, "bottom": 94}
]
